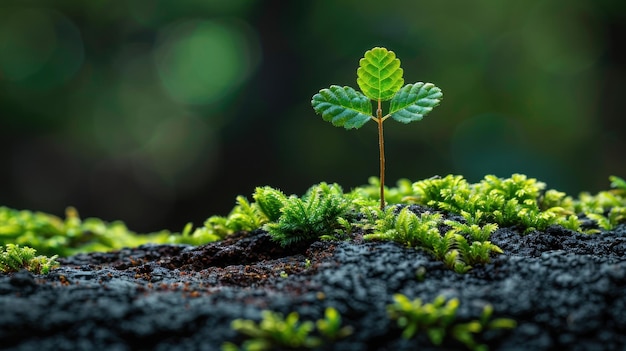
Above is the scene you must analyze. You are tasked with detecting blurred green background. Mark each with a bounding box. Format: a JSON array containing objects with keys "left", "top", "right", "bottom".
[{"left": 1, "top": 0, "right": 625, "bottom": 232}]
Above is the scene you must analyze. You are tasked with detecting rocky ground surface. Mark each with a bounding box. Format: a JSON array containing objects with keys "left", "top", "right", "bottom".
[{"left": 2, "top": 221, "right": 626, "bottom": 351}]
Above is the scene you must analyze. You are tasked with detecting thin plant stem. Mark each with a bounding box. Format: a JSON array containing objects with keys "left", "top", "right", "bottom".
[{"left": 370, "top": 102, "right": 387, "bottom": 210}]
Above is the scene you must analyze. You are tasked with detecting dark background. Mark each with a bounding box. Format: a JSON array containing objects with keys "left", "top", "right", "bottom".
[{"left": 1, "top": 0, "right": 625, "bottom": 233}]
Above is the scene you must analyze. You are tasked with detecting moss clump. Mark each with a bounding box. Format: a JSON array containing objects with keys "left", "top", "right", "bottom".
[
  {"left": 2, "top": 174, "right": 625, "bottom": 272},
  {"left": 222, "top": 307, "right": 352, "bottom": 351},
  {"left": 223, "top": 295, "right": 515, "bottom": 351},
  {"left": 387, "top": 294, "right": 516, "bottom": 351},
  {"left": 0, "top": 244, "right": 58, "bottom": 274},
  {"left": 264, "top": 183, "right": 353, "bottom": 247},
  {"left": 0, "top": 206, "right": 178, "bottom": 257},
  {"left": 192, "top": 173, "right": 626, "bottom": 272}
]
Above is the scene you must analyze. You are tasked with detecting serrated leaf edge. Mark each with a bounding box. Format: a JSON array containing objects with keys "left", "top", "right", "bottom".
[
  {"left": 311, "top": 85, "right": 373, "bottom": 129},
  {"left": 357, "top": 47, "right": 404, "bottom": 101},
  {"left": 389, "top": 82, "right": 443, "bottom": 124}
]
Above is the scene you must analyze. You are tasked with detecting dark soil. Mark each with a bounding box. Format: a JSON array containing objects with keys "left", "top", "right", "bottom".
[{"left": 2, "top": 223, "right": 626, "bottom": 351}]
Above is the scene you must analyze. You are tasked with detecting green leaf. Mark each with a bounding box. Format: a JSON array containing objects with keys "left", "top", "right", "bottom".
[
  {"left": 311, "top": 85, "right": 372, "bottom": 129},
  {"left": 389, "top": 83, "right": 443, "bottom": 123},
  {"left": 357, "top": 47, "right": 404, "bottom": 101}
]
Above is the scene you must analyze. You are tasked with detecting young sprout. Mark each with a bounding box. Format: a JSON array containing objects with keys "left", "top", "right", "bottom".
[{"left": 312, "top": 47, "right": 443, "bottom": 209}]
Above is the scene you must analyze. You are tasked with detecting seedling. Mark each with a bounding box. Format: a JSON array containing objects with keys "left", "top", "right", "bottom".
[{"left": 312, "top": 47, "right": 443, "bottom": 210}]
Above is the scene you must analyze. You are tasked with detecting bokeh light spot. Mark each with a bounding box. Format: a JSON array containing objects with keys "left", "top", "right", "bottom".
[
  {"left": 141, "top": 114, "right": 217, "bottom": 192},
  {"left": 83, "top": 42, "right": 220, "bottom": 203},
  {"left": 522, "top": 3, "right": 604, "bottom": 75},
  {"left": 0, "top": 8, "right": 58, "bottom": 81},
  {"left": 0, "top": 7, "right": 84, "bottom": 89},
  {"left": 154, "top": 19, "right": 260, "bottom": 105},
  {"left": 128, "top": 0, "right": 256, "bottom": 26}
]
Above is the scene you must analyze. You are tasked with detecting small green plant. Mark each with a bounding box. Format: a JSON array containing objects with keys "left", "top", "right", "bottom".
[
  {"left": 265, "top": 183, "right": 352, "bottom": 246},
  {"left": 222, "top": 310, "right": 319, "bottom": 351},
  {"left": 315, "top": 306, "right": 354, "bottom": 341},
  {"left": 353, "top": 177, "right": 416, "bottom": 205},
  {"left": 312, "top": 47, "right": 442, "bottom": 210},
  {"left": 587, "top": 207, "right": 626, "bottom": 231},
  {"left": 227, "top": 195, "right": 269, "bottom": 232},
  {"left": 364, "top": 207, "right": 443, "bottom": 250},
  {"left": 387, "top": 294, "right": 516, "bottom": 351},
  {"left": 191, "top": 174, "right": 625, "bottom": 261},
  {"left": 222, "top": 307, "right": 352, "bottom": 351},
  {"left": 610, "top": 175, "right": 626, "bottom": 192},
  {"left": 253, "top": 186, "right": 289, "bottom": 223},
  {"left": 445, "top": 218, "right": 498, "bottom": 243},
  {"left": 0, "top": 206, "right": 176, "bottom": 257},
  {"left": 179, "top": 186, "right": 289, "bottom": 245},
  {"left": 327, "top": 216, "right": 353, "bottom": 241},
  {"left": 454, "top": 236, "right": 503, "bottom": 268},
  {"left": 170, "top": 220, "right": 226, "bottom": 246},
  {"left": 0, "top": 244, "right": 59, "bottom": 274},
  {"left": 411, "top": 174, "right": 582, "bottom": 233},
  {"left": 574, "top": 176, "right": 626, "bottom": 231},
  {"left": 364, "top": 207, "right": 502, "bottom": 273}
]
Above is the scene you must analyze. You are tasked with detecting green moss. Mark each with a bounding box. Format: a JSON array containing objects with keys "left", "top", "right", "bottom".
[
  {"left": 408, "top": 174, "right": 570, "bottom": 232},
  {"left": 191, "top": 173, "right": 625, "bottom": 273},
  {"left": 2, "top": 174, "right": 625, "bottom": 273},
  {"left": 387, "top": 294, "right": 516, "bottom": 351},
  {"left": 265, "top": 183, "right": 353, "bottom": 247},
  {"left": 0, "top": 206, "right": 179, "bottom": 257},
  {"left": 0, "top": 244, "right": 58, "bottom": 274},
  {"left": 223, "top": 295, "right": 514, "bottom": 351},
  {"left": 222, "top": 307, "right": 352, "bottom": 351}
]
